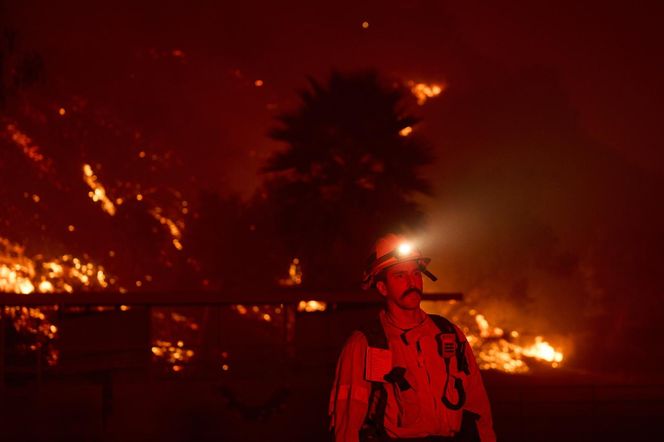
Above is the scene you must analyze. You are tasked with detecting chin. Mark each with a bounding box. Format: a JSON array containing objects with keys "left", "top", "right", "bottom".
[{"left": 400, "top": 297, "right": 421, "bottom": 310}]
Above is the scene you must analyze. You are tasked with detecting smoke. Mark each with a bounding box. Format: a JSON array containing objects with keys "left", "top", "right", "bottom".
[{"left": 421, "top": 67, "right": 664, "bottom": 373}]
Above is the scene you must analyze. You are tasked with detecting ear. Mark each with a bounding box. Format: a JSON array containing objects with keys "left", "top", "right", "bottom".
[{"left": 376, "top": 280, "right": 388, "bottom": 297}]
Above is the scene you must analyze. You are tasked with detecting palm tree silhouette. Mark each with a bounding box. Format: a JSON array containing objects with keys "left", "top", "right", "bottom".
[{"left": 262, "top": 70, "right": 434, "bottom": 288}]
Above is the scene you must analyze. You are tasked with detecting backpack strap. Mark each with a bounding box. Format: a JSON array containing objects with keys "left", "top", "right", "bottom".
[{"left": 359, "top": 315, "right": 389, "bottom": 350}]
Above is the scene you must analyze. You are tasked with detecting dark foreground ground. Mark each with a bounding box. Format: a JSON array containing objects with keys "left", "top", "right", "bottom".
[{"left": 1, "top": 305, "right": 663, "bottom": 441}]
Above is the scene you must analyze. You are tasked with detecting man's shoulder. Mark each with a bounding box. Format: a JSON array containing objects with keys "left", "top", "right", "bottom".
[{"left": 343, "top": 330, "right": 369, "bottom": 348}]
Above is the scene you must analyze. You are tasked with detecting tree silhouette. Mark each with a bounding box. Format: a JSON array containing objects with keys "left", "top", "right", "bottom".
[
  {"left": 262, "top": 70, "right": 434, "bottom": 289},
  {"left": 183, "top": 190, "right": 287, "bottom": 291}
]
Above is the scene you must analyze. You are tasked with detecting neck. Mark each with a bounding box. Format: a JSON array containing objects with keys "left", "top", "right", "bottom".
[{"left": 385, "top": 304, "right": 424, "bottom": 329}]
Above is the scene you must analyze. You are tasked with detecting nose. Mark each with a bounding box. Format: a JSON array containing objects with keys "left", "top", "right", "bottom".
[{"left": 405, "top": 273, "right": 415, "bottom": 287}]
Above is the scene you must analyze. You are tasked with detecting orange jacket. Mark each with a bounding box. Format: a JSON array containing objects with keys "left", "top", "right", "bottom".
[{"left": 329, "top": 310, "right": 496, "bottom": 441}]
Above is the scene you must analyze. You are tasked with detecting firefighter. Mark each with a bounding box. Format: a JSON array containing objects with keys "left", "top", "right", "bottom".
[{"left": 329, "top": 234, "right": 496, "bottom": 442}]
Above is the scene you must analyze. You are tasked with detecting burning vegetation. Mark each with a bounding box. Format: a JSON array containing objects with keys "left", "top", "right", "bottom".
[
  {"left": 0, "top": 46, "right": 565, "bottom": 378},
  {"left": 423, "top": 301, "right": 564, "bottom": 374}
]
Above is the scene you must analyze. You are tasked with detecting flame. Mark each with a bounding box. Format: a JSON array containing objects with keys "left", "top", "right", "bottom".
[
  {"left": 1, "top": 236, "right": 116, "bottom": 366},
  {"left": 2, "top": 122, "right": 51, "bottom": 172},
  {"left": 149, "top": 208, "right": 184, "bottom": 251},
  {"left": 409, "top": 82, "right": 445, "bottom": 105},
  {"left": 399, "top": 126, "right": 413, "bottom": 137},
  {"left": 423, "top": 301, "right": 565, "bottom": 374},
  {"left": 232, "top": 304, "right": 283, "bottom": 323},
  {"left": 278, "top": 258, "right": 302, "bottom": 286},
  {"left": 1, "top": 237, "right": 110, "bottom": 294},
  {"left": 522, "top": 336, "right": 564, "bottom": 366},
  {"left": 151, "top": 339, "right": 195, "bottom": 372},
  {"left": 297, "top": 300, "right": 327, "bottom": 313},
  {"left": 82, "top": 164, "right": 116, "bottom": 215}
]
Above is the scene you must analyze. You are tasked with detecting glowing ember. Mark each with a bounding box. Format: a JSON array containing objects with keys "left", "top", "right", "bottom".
[
  {"left": 297, "top": 300, "right": 327, "bottom": 313},
  {"left": 232, "top": 304, "right": 283, "bottom": 323},
  {"left": 1, "top": 236, "right": 116, "bottom": 366},
  {"left": 278, "top": 258, "right": 302, "bottom": 286},
  {"left": 82, "top": 164, "right": 116, "bottom": 215},
  {"left": 3, "top": 306, "right": 60, "bottom": 366},
  {"left": 149, "top": 208, "right": 184, "bottom": 250},
  {"left": 409, "top": 82, "right": 445, "bottom": 105},
  {"left": 151, "top": 339, "right": 195, "bottom": 372},
  {"left": 399, "top": 126, "right": 413, "bottom": 137},
  {"left": 2, "top": 121, "right": 51, "bottom": 172},
  {"left": 1, "top": 237, "right": 111, "bottom": 294}
]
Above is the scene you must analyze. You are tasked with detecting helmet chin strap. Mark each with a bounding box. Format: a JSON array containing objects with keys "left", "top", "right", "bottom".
[{"left": 419, "top": 265, "right": 438, "bottom": 282}]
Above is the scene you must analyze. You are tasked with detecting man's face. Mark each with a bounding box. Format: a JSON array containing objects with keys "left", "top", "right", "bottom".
[{"left": 376, "top": 260, "right": 424, "bottom": 311}]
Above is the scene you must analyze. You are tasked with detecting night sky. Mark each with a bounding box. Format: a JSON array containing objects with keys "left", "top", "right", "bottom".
[{"left": 3, "top": 0, "right": 663, "bottom": 368}]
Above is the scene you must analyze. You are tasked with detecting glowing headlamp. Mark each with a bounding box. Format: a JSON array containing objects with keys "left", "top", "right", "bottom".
[
  {"left": 361, "top": 234, "right": 438, "bottom": 290},
  {"left": 397, "top": 242, "right": 413, "bottom": 256}
]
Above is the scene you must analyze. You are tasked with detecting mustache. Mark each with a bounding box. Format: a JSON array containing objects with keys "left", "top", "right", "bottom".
[{"left": 401, "top": 288, "right": 423, "bottom": 299}]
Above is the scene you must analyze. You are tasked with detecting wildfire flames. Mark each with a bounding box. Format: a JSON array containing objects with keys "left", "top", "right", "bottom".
[
  {"left": 151, "top": 339, "right": 195, "bottom": 372},
  {"left": 423, "top": 302, "right": 564, "bottom": 373},
  {"left": 408, "top": 81, "right": 446, "bottom": 105},
  {"left": 1, "top": 236, "right": 564, "bottom": 376},
  {"left": 1, "top": 236, "right": 116, "bottom": 366},
  {"left": 83, "top": 163, "right": 117, "bottom": 216},
  {"left": 0, "top": 237, "right": 112, "bottom": 294}
]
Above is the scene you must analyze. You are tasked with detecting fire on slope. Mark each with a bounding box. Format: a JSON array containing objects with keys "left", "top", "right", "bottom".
[{"left": 1, "top": 236, "right": 116, "bottom": 366}]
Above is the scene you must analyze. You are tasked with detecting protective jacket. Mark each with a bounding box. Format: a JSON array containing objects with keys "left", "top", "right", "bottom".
[{"left": 329, "top": 310, "right": 495, "bottom": 442}]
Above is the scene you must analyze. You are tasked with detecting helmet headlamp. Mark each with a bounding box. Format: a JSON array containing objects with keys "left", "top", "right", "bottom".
[
  {"left": 361, "top": 234, "right": 438, "bottom": 290},
  {"left": 397, "top": 242, "right": 413, "bottom": 257}
]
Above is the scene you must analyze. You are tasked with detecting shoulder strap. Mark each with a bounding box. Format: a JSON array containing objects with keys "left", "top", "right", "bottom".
[
  {"left": 359, "top": 315, "right": 389, "bottom": 350},
  {"left": 428, "top": 313, "right": 455, "bottom": 334}
]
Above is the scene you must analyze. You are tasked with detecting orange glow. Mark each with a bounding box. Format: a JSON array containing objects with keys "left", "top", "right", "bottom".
[
  {"left": 278, "top": 258, "right": 302, "bottom": 286},
  {"left": 1, "top": 238, "right": 114, "bottom": 368},
  {"left": 254, "top": 79, "right": 264, "bottom": 87},
  {"left": 149, "top": 208, "right": 184, "bottom": 251},
  {"left": 399, "top": 126, "right": 413, "bottom": 137},
  {"left": 4, "top": 122, "right": 50, "bottom": 171},
  {"left": 1, "top": 236, "right": 112, "bottom": 295},
  {"left": 297, "top": 300, "right": 328, "bottom": 313},
  {"left": 522, "top": 336, "right": 564, "bottom": 364},
  {"left": 58, "top": 107, "right": 66, "bottom": 116},
  {"left": 38, "top": 280, "right": 54, "bottom": 293},
  {"left": 362, "top": 21, "right": 370, "bottom": 29},
  {"left": 409, "top": 82, "right": 446, "bottom": 105},
  {"left": 82, "top": 164, "right": 116, "bottom": 215},
  {"left": 151, "top": 339, "right": 195, "bottom": 371}
]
